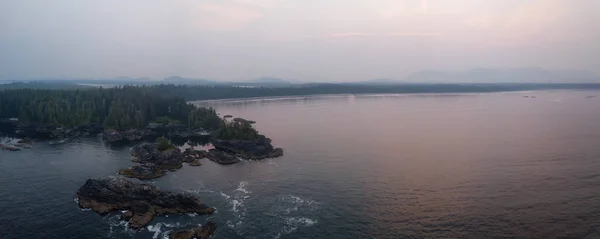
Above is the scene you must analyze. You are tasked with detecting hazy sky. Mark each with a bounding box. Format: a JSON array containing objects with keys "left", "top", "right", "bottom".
[{"left": 1, "top": 0, "right": 599, "bottom": 81}]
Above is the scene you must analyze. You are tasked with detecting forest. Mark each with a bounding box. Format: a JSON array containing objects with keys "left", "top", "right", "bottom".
[
  {"left": 0, "top": 86, "right": 222, "bottom": 131},
  {"left": 3, "top": 83, "right": 600, "bottom": 132},
  {"left": 144, "top": 83, "right": 600, "bottom": 101}
]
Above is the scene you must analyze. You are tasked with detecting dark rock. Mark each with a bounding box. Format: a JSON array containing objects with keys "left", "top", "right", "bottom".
[
  {"left": 76, "top": 177, "right": 215, "bottom": 229},
  {"left": 17, "top": 137, "right": 33, "bottom": 144},
  {"left": 170, "top": 221, "right": 217, "bottom": 239},
  {"left": 189, "top": 159, "right": 202, "bottom": 166},
  {"left": 169, "top": 130, "right": 195, "bottom": 139},
  {"left": 165, "top": 123, "right": 187, "bottom": 130},
  {"left": 210, "top": 135, "right": 283, "bottom": 160},
  {"left": 223, "top": 115, "right": 233, "bottom": 118},
  {"left": 232, "top": 118, "right": 248, "bottom": 123},
  {"left": 206, "top": 149, "right": 240, "bottom": 164},
  {"left": 0, "top": 144, "right": 21, "bottom": 151},
  {"left": 78, "top": 124, "right": 103, "bottom": 134},
  {"left": 121, "top": 129, "right": 144, "bottom": 141},
  {"left": 131, "top": 143, "right": 185, "bottom": 168},
  {"left": 121, "top": 210, "right": 134, "bottom": 221},
  {"left": 103, "top": 129, "right": 123, "bottom": 143},
  {"left": 147, "top": 123, "right": 165, "bottom": 130},
  {"left": 13, "top": 143, "right": 32, "bottom": 148},
  {"left": 183, "top": 148, "right": 207, "bottom": 163},
  {"left": 119, "top": 165, "right": 165, "bottom": 180}
]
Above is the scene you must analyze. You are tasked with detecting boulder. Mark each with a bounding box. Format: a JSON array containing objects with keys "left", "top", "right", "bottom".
[
  {"left": 170, "top": 222, "right": 217, "bottom": 239},
  {"left": 76, "top": 177, "right": 215, "bottom": 229}
]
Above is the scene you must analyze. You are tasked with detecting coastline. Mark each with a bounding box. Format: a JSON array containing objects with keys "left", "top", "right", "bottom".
[{"left": 189, "top": 88, "right": 600, "bottom": 105}]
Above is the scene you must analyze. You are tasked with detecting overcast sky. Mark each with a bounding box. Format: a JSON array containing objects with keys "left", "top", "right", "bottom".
[{"left": 1, "top": 0, "right": 599, "bottom": 81}]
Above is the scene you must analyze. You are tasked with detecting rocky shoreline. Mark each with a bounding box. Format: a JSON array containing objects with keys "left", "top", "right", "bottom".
[
  {"left": 0, "top": 121, "right": 211, "bottom": 146},
  {"left": 170, "top": 222, "right": 217, "bottom": 239},
  {"left": 4, "top": 117, "right": 284, "bottom": 238},
  {"left": 210, "top": 135, "right": 284, "bottom": 160},
  {"left": 76, "top": 177, "right": 215, "bottom": 229}
]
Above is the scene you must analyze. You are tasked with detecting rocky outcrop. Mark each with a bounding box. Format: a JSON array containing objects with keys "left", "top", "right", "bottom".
[
  {"left": 131, "top": 143, "right": 185, "bottom": 169},
  {"left": 17, "top": 137, "right": 33, "bottom": 144},
  {"left": 121, "top": 129, "right": 154, "bottom": 141},
  {"left": 10, "top": 123, "right": 101, "bottom": 140},
  {"left": 0, "top": 144, "right": 21, "bottom": 151},
  {"left": 119, "top": 165, "right": 165, "bottom": 180},
  {"left": 170, "top": 222, "right": 217, "bottom": 239},
  {"left": 183, "top": 148, "right": 206, "bottom": 162},
  {"left": 120, "top": 143, "right": 194, "bottom": 179},
  {"left": 188, "top": 159, "right": 203, "bottom": 166},
  {"left": 103, "top": 129, "right": 123, "bottom": 143},
  {"left": 76, "top": 177, "right": 215, "bottom": 229},
  {"left": 206, "top": 149, "right": 240, "bottom": 164},
  {"left": 210, "top": 135, "right": 283, "bottom": 160}
]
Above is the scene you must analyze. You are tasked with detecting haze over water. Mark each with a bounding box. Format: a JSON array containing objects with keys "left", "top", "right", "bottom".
[{"left": 2, "top": 90, "right": 600, "bottom": 238}]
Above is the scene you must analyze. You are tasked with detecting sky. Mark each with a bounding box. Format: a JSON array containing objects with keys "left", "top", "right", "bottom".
[{"left": 1, "top": 0, "right": 599, "bottom": 81}]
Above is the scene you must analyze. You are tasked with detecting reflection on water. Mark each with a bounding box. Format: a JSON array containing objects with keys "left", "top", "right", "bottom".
[{"left": 2, "top": 90, "right": 600, "bottom": 238}]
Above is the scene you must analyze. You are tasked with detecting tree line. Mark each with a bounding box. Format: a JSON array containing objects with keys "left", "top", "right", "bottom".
[
  {"left": 141, "top": 83, "right": 600, "bottom": 101},
  {"left": 0, "top": 86, "right": 221, "bottom": 131}
]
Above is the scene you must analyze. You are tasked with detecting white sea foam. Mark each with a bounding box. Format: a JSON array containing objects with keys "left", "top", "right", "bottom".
[
  {"left": 147, "top": 222, "right": 188, "bottom": 239},
  {"left": 222, "top": 181, "right": 252, "bottom": 232},
  {"left": 235, "top": 181, "right": 251, "bottom": 194},
  {"left": 286, "top": 217, "right": 317, "bottom": 227},
  {"left": 278, "top": 195, "right": 321, "bottom": 214},
  {"left": 274, "top": 217, "right": 318, "bottom": 239},
  {"left": 220, "top": 191, "right": 231, "bottom": 200},
  {"left": 147, "top": 223, "right": 163, "bottom": 239},
  {"left": 107, "top": 215, "right": 132, "bottom": 237}
]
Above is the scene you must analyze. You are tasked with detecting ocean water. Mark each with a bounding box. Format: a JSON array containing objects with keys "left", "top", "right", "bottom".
[{"left": 2, "top": 90, "right": 600, "bottom": 238}]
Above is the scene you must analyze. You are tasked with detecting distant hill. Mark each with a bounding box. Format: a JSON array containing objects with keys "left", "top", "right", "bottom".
[
  {"left": 405, "top": 68, "right": 600, "bottom": 83},
  {"left": 355, "top": 78, "right": 400, "bottom": 85},
  {"left": 0, "top": 81, "right": 90, "bottom": 90},
  {"left": 162, "top": 76, "right": 217, "bottom": 85},
  {"left": 249, "top": 77, "right": 289, "bottom": 84}
]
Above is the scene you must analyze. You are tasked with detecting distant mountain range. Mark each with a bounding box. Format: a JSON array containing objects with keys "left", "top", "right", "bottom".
[
  {"left": 2, "top": 68, "right": 599, "bottom": 87},
  {"left": 403, "top": 68, "right": 600, "bottom": 83}
]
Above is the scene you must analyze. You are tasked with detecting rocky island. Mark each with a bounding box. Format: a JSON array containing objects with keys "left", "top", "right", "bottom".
[
  {"left": 76, "top": 177, "right": 215, "bottom": 229},
  {"left": 119, "top": 137, "right": 209, "bottom": 179},
  {"left": 2, "top": 85, "right": 284, "bottom": 238}
]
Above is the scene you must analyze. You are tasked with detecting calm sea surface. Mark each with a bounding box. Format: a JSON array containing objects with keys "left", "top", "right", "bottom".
[{"left": 2, "top": 90, "right": 600, "bottom": 238}]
